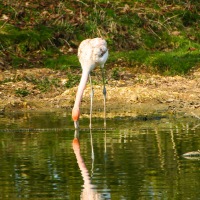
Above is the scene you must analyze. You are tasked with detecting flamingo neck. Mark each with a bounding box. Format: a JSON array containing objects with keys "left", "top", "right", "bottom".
[{"left": 72, "top": 71, "right": 89, "bottom": 122}]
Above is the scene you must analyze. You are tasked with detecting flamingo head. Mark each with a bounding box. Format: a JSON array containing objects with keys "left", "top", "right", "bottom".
[{"left": 72, "top": 107, "right": 80, "bottom": 129}]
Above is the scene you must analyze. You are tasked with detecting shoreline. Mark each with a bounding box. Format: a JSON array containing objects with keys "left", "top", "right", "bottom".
[{"left": 1, "top": 68, "right": 200, "bottom": 118}]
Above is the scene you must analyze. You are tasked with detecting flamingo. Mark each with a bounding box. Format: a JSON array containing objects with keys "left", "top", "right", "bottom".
[{"left": 72, "top": 38, "right": 108, "bottom": 129}]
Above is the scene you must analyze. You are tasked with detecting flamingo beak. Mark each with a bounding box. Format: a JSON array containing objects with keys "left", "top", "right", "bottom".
[{"left": 74, "top": 120, "right": 79, "bottom": 129}]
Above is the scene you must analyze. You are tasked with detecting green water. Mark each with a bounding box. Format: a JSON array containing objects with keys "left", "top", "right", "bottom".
[{"left": 0, "top": 112, "right": 200, "bottom": 199}]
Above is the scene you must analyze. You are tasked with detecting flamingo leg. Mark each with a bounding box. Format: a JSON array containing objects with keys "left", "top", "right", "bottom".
[
  {"left": 89, "top": 74, "right": 94, "bottom": 129},
  {"left": 101, "top": 67, "right": 107, "bottom": 128}
]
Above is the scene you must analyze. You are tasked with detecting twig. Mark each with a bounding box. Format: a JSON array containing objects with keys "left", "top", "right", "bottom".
[
  {"left": 163, "top": 14, "right": 180, "bottom": 23},
  {"left": 147, "top": 25, "right": 161, "bottom": 39},
  {"left": 148, "top": 19, "right": 170, "bottom": 34},
  {"left": 76, "top": 0, "right": 89, "bottom": 7},
  {"left": 191, "top": 112, "right": 200, "bottom": 120},
  {"left": 0, "top": 20, "right": 8, "bottom": 30}
]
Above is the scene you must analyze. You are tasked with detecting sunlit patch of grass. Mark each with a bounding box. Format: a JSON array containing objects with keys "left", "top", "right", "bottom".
[
  {"left": 109, "top": 37, "right": 200, "bottom": 75},
  {"left": 149, "top": 50, "right": 200, "bottom": 75},
  {"left": 44, "top": 54, "right": 79, "bottom": 70}
]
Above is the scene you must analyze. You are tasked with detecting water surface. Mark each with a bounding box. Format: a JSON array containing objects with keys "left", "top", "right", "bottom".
[{"left": 0, "top": 112, "right": 200, "bottom": 199}]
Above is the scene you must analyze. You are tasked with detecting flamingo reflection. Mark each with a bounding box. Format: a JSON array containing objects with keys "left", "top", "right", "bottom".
[{"left": 72, "top": 129, "right": 110, "bottom": 200}]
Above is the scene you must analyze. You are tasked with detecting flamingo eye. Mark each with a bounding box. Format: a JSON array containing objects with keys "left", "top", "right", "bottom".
[{"left": 100, "top": 48, "right": 107, "bottom": 57}]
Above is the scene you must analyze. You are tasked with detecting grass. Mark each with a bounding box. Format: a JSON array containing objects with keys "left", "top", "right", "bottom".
[
  {"left": 15, "top": 88, "right": 30, "bottom": 97},
  {"left": 65, "top": 74, "right": 80, "bottom": 88},
  {"left": 44, "top": 54, "right": 79, "bottom": 70},
  {"left": 109, "top": 34, "right": 200, "bottom": 75},
  {"left": 109, "top": 48, "right": 200, "bottom": 75},
  {"left": 0, "top": 0, "right": 199, "bottom": 75}
]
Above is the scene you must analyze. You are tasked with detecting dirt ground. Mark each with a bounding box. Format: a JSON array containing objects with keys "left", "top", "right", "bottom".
[{"left": 1, "top": 67, "right": 200, "bottom": 118}]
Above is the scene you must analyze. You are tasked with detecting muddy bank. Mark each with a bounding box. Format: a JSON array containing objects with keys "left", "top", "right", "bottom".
[{"left": 1, "top": 67, "right": 200, "bottom": 117}]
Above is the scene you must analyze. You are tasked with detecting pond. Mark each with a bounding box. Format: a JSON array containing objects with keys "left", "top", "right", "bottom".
[{"left": 0, "top": 111, "right": 200, "bottom": 199}]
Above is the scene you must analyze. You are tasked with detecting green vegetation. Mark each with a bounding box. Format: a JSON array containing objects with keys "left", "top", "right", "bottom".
[
  {"left": 0, "top": 0, "right": 199, "bottom": 75},
  {"left": 34, "top": 77, "right": 60, "bottom": 92},
  {"left": 15, "top": 88, "right": 30, "bottom": 97},
  {"left": 112, "top": 67, "right": 120, "bottom": 80},
  {"left": 65, "top": 74, "right": 80, "bottom": 88}
]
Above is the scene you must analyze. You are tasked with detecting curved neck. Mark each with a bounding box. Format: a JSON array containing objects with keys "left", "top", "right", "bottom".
[{"left": 73, "top": 71, "right": 89, "bottom": 109}]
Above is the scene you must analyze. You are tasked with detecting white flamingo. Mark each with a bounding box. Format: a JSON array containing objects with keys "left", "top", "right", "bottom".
[{"left": 72, "top": 38, "right": 108, "bottom": 129}]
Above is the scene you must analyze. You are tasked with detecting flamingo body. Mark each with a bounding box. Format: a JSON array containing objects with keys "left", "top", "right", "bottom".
[{"left": 72, "top": 38, "right": 108, "bottom": 129}]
